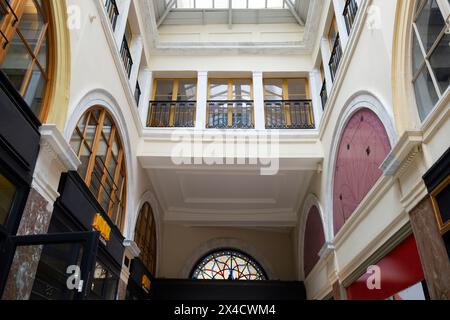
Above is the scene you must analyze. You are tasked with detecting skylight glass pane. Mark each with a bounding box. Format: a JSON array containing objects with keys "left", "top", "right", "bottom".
[
  {"left": 213, "top": 0, "right": 229, "bottom": 8},
  {"left": 196, "top": 0, "right": 213, "bottom": 8},
  {"left": 266, "top": 0, "right": 285, "bottom": 8},
  {"left": 232, "top": 0, "right": 247, "bottom": 8},
  {"left": 177, "top": 0, "right": 195, "bottom": 8},
  {"left": 248, "top": 0, "right": 265, "bottom": 9}
]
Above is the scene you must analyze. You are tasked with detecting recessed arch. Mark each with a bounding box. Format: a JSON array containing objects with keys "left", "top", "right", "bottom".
[
  {"left": 297, "top": 193, "right": 327, "bottom": 280},
  {"left": 325, "top": 91, "right": 397, "bottom": 239},
  {"left": 132, "top": 190, "right": 163, "bottom": 277}
]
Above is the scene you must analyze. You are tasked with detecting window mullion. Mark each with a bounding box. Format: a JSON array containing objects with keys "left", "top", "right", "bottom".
[
  {"left": 85, "top": 110, "right": 106, "bottom": 187},
  {"left": 107, "top": 149, "right": 124, "bottom": 218}
]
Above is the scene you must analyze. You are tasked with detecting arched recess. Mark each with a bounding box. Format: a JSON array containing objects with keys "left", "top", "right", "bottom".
[
  {"left": 180, "top": 238, "right": 274, "bottom": 280},
  {"left": 132, "top": 191, "right": 162, "bottom": 277},
  {"left": 64, "top": 89, "right": 135, "bottom": 234},
  {"left": 44, "top": 0, "right": 71, "bottom": 129},
  {"left": 391, "top": 0, "right": 421, "bottom": 134},
  {"left": 325, "top": 92, "right": 397, "bottom": 239},
  {"left": 298, "top": 194, "right": 327, "bottom": 280}
]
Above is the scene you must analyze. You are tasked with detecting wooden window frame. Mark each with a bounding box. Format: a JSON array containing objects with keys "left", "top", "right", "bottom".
[
  {"left": 263, "top": 78, "right": 311, "bottom": 127},
  {"left": 207, "top": 78, "right": 254, "bottom": 128},
  {"left": 148, "top": 78, "right": 198, "bottom": 127},
  {"left": 70, "top": 107, "right": 127, "bottom": 231},
  {"left": 328, "top": 16, "right": 339, "bottom": 51},
  {"left": 134, "top": 202, "right": 157, "bottom": 275},
  {"left": 0, "top": 0, "right": 54, "bottom": 122}
]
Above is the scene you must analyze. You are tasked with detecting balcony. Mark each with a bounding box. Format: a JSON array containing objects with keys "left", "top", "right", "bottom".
[
  {"left": 104, "top": 0, "right": 119, "bottom": 31},
  {"left": 329, "top": 34, "right": 343, "bottom": 81},
  {"left": 147, "top": 101, "right": 196, "bottom": 128},
  {"left": 120, "top": 37, "right": 133, "bottom": 78},
  {"left": 207, "top": 100, "right": 254, "bottom": 129},
  {"left": 343, "top": 0, "right": 358, "bottom": 35},
  {"left": 264, "top": 100, "right": 315, "bottom": 129},
  {"left": 135, "top": 81, "right": 141, "bottom": 106},
  {"left": 320, "top": 80, "right": 328, "bottom": 110}
]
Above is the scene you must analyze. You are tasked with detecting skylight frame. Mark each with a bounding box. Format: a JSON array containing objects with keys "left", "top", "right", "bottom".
[{"left": 168, "top": 0, "right": 288, "bottom": 10}]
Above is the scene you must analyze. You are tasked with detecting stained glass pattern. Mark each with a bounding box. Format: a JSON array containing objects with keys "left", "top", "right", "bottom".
[{"left": 191, "top": 249, "right": 267, "bottom": 280}]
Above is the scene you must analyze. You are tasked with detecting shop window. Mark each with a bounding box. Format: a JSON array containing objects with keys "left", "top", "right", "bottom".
[
  {"left": 191, "top": 249, "right": 267, "bottom": 280},
  {"left": 134, "top": 202, "right": 157, "bottom": 275},
  {"left": 88, "top": 260, "right": 119, "bottom": 300},
  {"left": 431, "top": 175, "right": 450, "bottom": 236},
  {"left": 412, "top": 0, "right": 450, "bottom": 120},
  {"left": 0, "top": 172, "right": 17, "bottom": 227},
  {"left": 0, "top": 0, "right": 52, "bottom": 121},
  {"left": 69, "top": 107, "right": 127, "bottom": 230}
]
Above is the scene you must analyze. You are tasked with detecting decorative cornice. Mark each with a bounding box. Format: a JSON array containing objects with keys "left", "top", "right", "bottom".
[
  {"left": 123, "top": 239, "right": 141, "bottom": 258},
  {"left": 380, "top": 130, "right": 423, "bottom": 177},
  {"left": 39, "top": 124, "right": 81, "bottom": 171}
]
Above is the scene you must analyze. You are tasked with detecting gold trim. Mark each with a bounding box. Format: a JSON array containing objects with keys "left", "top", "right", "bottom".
[{"left": 430, "top": 175, "right": 450, "bottom": 235}]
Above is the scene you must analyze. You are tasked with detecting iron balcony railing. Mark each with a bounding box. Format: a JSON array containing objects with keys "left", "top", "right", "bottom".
[
  {"left": 264, "top": 100, "right": 315, "bottom": 129},
  {"left": 320, "top": 80, "right": 328, "bottom": 110},
  {"left": 104, "top": 0, "right": 119, "bottom": 31},
  {"left": 120, "top": 36, "right": 133, "bottom": 78},
  {"left": 207, "top": 100, "right": 254, "bottom": 129},
  {"left": 329, "top": 33, "right": 343, "bottom": 81},
  {"left": 147, "top": 101, "right": 196, "bottom": 128},
  {"left": 343, "top": 0, "right": 359, "bottom": 35},
  {"left": 135, "top": 81, "right": 141, "bottom": 106}
]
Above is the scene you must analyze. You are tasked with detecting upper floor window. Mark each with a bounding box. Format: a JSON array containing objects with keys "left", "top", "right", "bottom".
[
  {"left": 263, "top": 78, "right": 314, "bottom": 129},
  {"left": 412, "top": 0, "right": 450, "bottom": 121},
  {"left": 69, "top": 107, "right": 127, "bottom": 230},
  {"left": 134, "top": 202, "right": 157, "bottom": 275},
  {"left": 120, "top": 22, "right": 133, "bottom": 78},
  {"left": 104, "top": 0, "right": 119, "bottom": 31},
  {"left": 0, "top": 0, "right": 51, "bottom": 120},
  {"left": 191, "top": 249, "right": 268, "bottom": 280},
  {"left": 207, "top": 78, "right": 254, "bottom": 129},
  {"left": 328, "top": 16, "right": 343, "bottom": 81},
  {"left": 148, "top": 78, "right": 197, "bottom": 128},
  {"left": 343, "top": 0, "right": 359, "bottom": 34}
]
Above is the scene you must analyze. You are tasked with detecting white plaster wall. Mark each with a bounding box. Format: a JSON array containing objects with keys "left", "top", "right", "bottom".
[{"left": 64, "top": 0, "right": 153, "bottom": 240}]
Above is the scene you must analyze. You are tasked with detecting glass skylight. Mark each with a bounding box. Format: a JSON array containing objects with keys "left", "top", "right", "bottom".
[{"left": 169, "top": 0, "right": 287, "bottom": 9}]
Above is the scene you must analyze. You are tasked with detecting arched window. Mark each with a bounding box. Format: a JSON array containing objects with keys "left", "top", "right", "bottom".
[
  {"left": 134, "top": 202, "right": 157, "bottom": 275},
  {"left": 303, "top": 205, "right": 325, "bottom": 277},
  {"left": 191, "top": 249, "right": 268, "bottom": 280},
  {"left": 69, "top": 107, "right": 127, "bottom": 230},
  {"left": 411, "top": 0, "right": 450, "bottom": 120},
  {"left": 333, "top": 108, "right": 391, "bottom": 234},
  {"left": 0, "top": 0, "right": 52, "bottom": 120}
]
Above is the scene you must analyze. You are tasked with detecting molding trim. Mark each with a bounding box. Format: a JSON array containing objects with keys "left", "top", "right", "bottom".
[
  {"left": 180, "top": 237, "right": 274, "bottom": 280},
  {"left": 45, "top": 0, "right": 71, "bottom": 131}
]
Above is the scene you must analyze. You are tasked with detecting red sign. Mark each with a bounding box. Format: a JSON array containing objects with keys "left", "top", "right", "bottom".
[{"left": 347, "top": 235, "right": 424, "bottom": 300}]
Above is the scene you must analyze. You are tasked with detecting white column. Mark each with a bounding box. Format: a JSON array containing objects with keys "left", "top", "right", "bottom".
[
  {"left": 309, "top": 70, "right": 323, "bottom": 128},
  {"left": 138, "top": 70, "right": 153, "bottom": 127},
  {"left": 114, "top": 0, "right": 132, "bottom": 46},
  {"left": 252, "top": 71, "right": 265, "bottom": 130},
  {"left": 196, "top": 71, "right": 208, "bottom": 130},
  {"left": 332, "top": 0, "right": 350, "bottom": 50},
  {"left": 129, "top": 36, "right": 143, "bottom": 89},
  {"left": 320, "top": 37, "right": 334, "bottom": 93}
]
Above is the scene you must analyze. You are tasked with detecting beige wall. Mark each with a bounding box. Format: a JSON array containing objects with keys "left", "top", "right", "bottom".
[{"left": 160, "top": 224, "right": 296, "bottom": 281}]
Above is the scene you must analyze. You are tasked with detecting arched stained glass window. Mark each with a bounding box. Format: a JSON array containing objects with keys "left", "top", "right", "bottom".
[
  {"left": 191, "top": 249, "right": 267, "bottom": 280},
  {"left": 134, "top": 202, "right": 157, "bottom": 275}
]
